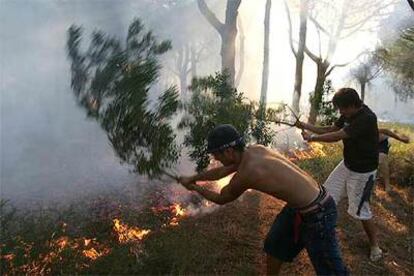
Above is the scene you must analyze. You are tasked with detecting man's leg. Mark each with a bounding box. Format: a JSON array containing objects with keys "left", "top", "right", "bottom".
[
  {"left": 304, "top": 198, "right": 348, "bottom": 275},
  {"left": 263, "top": 207, "right": 304, "bottom": 275},
  {"left": 266, "top": 255, "right": 283, "bottom": 275},
  {"left": 346, "top": 170, "right": 382, "bottom": 261},
  {"left": 323, "top": 160, "right": 348, "bottom": 204},
  {"left": 361, "top": 219, "right": 382, "bottom": 261},
  {"left": 378, "top": 153, "right": 391, "bottom": 192}
]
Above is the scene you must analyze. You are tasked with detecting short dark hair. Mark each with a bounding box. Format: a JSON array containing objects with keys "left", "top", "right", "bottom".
[
  {"left": 207, "top": 124, "right": 245, "bottom": 153},
  {"left": 332, "top": 88, "right": 362, "bottom": 108}
]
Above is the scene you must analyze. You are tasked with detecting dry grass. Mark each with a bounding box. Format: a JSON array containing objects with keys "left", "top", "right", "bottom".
[{"left": 1, "top": 123, "right": 413, "bottom": 275}]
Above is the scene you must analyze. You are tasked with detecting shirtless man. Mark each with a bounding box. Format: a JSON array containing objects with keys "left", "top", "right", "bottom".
[{"left": 178, "top": 124, "right": 348, "bottom": 275}]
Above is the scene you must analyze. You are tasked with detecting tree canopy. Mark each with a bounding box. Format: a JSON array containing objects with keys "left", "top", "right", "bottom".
[
  {"left": 66, "top": 18, "right": 180, "bottom": 178},
  {"left": 376, "top": 26, "right": 414, "bottom": 101}
]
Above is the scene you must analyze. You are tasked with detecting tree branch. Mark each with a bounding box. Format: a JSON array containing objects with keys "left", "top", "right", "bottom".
[
  {"left": 235, "top": 16, "right": 245, "bottom": 87},
  {"left": 283, "top": 0, "right": 297, "bottom": 58},
  {"left": 304, "top": 45, "right": 319, "bottom": 62},
  {"left": 308, "top": 15, "right": 329, "bottom": 35},
  {"left": 316, "top": 25, "right": 322, "bottom": 57},
  {"left": 197, "top": 0, "right": 224, "bottom": 35},
  {"left": 408, "top": 0, "right": 414, "bottom": 11},
  {"left": 343, "top": 4, "right": 392, "bottom": 31},
  {"left": 325, "top": 51, "right": 367, "bottom": 77}
]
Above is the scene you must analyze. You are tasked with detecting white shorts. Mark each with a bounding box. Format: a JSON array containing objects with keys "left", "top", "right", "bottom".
[{"left": 323, "top": 160, "right": 377, "bottom": 220}]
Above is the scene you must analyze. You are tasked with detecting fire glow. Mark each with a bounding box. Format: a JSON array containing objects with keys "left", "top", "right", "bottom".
[
  {"left": 169, "top": 203, "right": 187, "bottom": 226},
  {"left": 113, "top": 218, "right": 151, "bottom": 243},
  {"left": 151, "top": 203, "right": 188, "bottom": 226},
  {"left": 288, "top": 142, "right": 326, "bottom": 161}
]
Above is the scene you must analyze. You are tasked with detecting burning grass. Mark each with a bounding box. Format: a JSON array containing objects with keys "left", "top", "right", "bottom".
[
  {"left": 1, "top": 122, "right": 412, "bottom": 274},
  {"left": 0, "top": 179, "right": 229, "bottom": 275}
]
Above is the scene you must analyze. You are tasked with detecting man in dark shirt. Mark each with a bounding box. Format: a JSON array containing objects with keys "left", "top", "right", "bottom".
[{"left": 297, "top": 88, "right": 382, "bottom": 261}]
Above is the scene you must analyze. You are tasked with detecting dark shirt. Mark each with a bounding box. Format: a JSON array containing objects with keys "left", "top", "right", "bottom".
[
  {"left": 378, "top": 137, "right": 390, "bottom": 154},
  {"left": 335, "top": 105, "right": 379, "bottom": 173}
]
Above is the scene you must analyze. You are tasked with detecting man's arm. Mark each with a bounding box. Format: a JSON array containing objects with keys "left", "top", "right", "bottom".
[
  {"left": 296, "top": 121, "right": 340, "bottom": 134},
  {"left": 379, "top": 128, "right": 410, "bottom": 143},
  {"left": 182, "top": 164, "right": 238, "bottom": 183},
  {"left": 182, "top": 173, "right": 247, "bottom": 205},
  {"left": 302, "top": 129, "right": 349, "bottom": 143}
]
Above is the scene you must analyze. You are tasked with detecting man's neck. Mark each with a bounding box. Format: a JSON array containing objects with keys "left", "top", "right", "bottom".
[
  {"left": 233, "top": 151, "right": 244, "bottom": 166},
  {"left": 350, "top": 106, "right": 363, "bottom": 117}
]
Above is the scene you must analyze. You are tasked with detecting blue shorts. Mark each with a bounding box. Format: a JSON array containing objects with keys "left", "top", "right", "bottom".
[{"left": 264, "top": 196, "right": 348, "bottom": 275}]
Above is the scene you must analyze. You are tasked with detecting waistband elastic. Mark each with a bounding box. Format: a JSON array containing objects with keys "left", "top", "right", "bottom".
[{"left": 296, "top": 186, "right": 331, "bottom": 215}]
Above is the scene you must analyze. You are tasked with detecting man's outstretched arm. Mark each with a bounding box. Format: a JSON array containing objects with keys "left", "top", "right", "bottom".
[
  {"left": 379, "top": 128, "right": 410, "bottom": 143},
  {"left": 296, "top": 121, "right": 340, "bottom": 134},
  {"left": 181, "top": 164, "right": 238, "bottom": 183},
  {"left": 180, "top": 173, "right": 247, "bottom": 205},
  {"left": 302, "top": 129, "right": 349, "bottom": 143}
]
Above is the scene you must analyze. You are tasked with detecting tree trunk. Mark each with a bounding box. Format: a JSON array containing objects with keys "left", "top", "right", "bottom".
[
  {"left": 360, "top": 82, "right": 366, "bottom": 102},
  {"left": 190, "top": 45, "right": 197, "bottom": 80},
  {"left": 260, "top": 0, "right": 271, "bottom": 106},
  {"left": 221, "top": 29, "right": 237, "bottom": 85},
  {"left": 179, "top": 71, "right": 188, "bottom": 98},
  {"left": 235, "top": 17, "right": 245, "bottom": 87},
  {"left": 291, "top": 0, "right": 308, "bottom": 114},
  {"left": 197, "top": 0, "right": 241, "bottom": 86},
  {"left": 175, "top": 44, "right": 190, "bottom": 97},
  {"left": 306, "top": 0, "right": 346, "bottom": 123},
  {"left": 308, "top": 61, "right": 328, "bottom": 124}
]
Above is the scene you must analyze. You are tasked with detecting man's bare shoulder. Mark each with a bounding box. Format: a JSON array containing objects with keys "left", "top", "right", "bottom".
[
  {"left": 241, "top": 144, "right": 279, "bottom": 175},
  {"left": 245, "top": 144, "right": 269, "bottom": 155},
  {"left": 245, "top": 144, "right": 282, "bottom": 158}
]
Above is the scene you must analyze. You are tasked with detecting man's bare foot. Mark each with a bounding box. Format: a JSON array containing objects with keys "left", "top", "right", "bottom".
[{"left": 370, "top": 246, "right": 383, "bottom": 261}]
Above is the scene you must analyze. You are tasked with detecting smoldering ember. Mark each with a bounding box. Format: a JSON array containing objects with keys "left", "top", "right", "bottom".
[{"left": 1, "top": 1, "right": 413, "bottom": 275}]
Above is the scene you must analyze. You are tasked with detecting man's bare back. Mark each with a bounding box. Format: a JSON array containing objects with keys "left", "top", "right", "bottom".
[
  {"left": 178, "top": 124, "right": 348, "bottom": 275},
  {"left": 238, "top": 145, "right": 320, "bottom": 208}
]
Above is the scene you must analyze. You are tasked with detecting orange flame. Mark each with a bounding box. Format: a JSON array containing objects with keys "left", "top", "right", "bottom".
[
  {"left": 56, "top": 237, "right": 69, "bottom": 250},
  {"left": 82, "top": 247, "right": 110, "bottom": 260},
  {"left": 288, "top": 142, "right": 326, "bottom": 161},
  {"left": 113, "top": 218, "right": 151, "bottom": 243},
  {"left": 169, "top": 203, "right": 187, "bottom": 226},
  {"left": 172, "top": 203, "right": 185, "bottom": 217}
]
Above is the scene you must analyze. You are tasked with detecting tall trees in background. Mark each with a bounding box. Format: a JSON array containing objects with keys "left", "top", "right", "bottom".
[
  {"left": 303, "top": 0, "right": 395, "bottom": 123},
  {"left": 376, "top": 26, "right": 414, "bottom": 101},
  {"left": 197, "top": 0, "right": 242, "bottom": 86},
  {"left": 350, "top": 53, "right": 382, "bottom": 102},
  {"left": 235, "top": 17, "right": 245, "bottom": 87},
  {"left": 260, "top": 0, "right": 272, "bottom": 107},
  {"left": 285, "top": 0, "right": 309, "bottom": 114},
  {"left": 375, "top": 1, "right": 414, "bottom": 101},
  {"left": 134, "top": 1, "right": 219, "bottom": 98}
]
